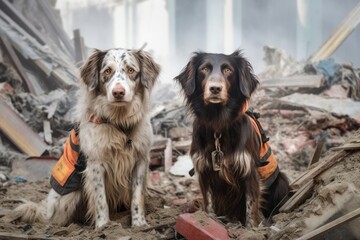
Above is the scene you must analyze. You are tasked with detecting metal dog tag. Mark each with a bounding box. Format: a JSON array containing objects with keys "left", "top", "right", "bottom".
[{"left": 211, "top": 150, "right": 223, "bottom": 171}]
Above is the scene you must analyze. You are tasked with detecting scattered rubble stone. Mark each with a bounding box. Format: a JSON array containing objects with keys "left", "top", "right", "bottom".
[{"left": 0, "top": 1, "right": 359, "bottom": 239}]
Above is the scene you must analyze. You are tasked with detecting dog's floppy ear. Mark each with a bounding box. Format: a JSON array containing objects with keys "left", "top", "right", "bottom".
[
  {"left": 136, "top": 50, "right": 160, "bottom": 89},
  {"left": 80, "top": 49, "right": 106, "bottom": 91},
  {"left": 174, "top": 54, "right": 197, "bottom": 97},
  {"left": 231, "top": 50, "right": 259, "bottom": 98}
]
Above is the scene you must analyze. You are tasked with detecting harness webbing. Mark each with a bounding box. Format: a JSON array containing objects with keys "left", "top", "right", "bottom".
[
  {"left": 50, "top": 127, "right": 86, "bottom": 195},
  {"left": 189, "top": 108, "right": 279, "bottom": 187}
]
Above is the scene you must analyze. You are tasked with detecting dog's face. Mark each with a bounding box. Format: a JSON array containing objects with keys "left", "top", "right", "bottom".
[
  {"left": 198, "top": 54, "right": 234, "bottom": 105},
  {"left": 175, "top": 50, "right": 259, "bottom": 106},
  {"left": 80, "top": 48, "right": 160, "bottom": 106}
]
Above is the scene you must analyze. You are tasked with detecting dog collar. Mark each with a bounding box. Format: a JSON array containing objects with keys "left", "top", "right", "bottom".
[
  {"left": 88, "top": 114, "right": 133, "bottom": 146},
  {"left": 88, "top": 114, "right": 104, "bottom": 124}
]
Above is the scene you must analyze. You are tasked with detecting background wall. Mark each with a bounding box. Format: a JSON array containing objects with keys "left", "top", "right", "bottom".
[{"left": 56, "top": 0, "right": 360, "bottom": 80}]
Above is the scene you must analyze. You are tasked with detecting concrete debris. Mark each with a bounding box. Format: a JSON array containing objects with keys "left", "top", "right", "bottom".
[
  {"left": 0, "top": 1, "right": 359, "bottom": 239},
  {"left": 280, "top": 93, "right": 360, "bottom": 122},
  {"left": 175, "top": 212, "right": 230, "bottom": 240},
  {"left": 169, "top": 155, "right": 193, "bottom": 178}
]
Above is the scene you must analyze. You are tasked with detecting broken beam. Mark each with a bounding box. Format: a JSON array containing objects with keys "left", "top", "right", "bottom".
[
  {"left": 73, "top": 29, "right": 86, "bottom": 64},
  {"left": 0, "top": 232, "right": 56, "bottom": 240},
  {"left": 280, "top": 180, "right": 314, "bottom": 213},
  {"left": 260, "top": 75, "right": 324, "bottom": 89},
  {"left": 37, "top": 0, "right": 75, "bottom": 60},
  {"left": 164, "top": 138, "right": 173, "bottom": 172},
  {"left": 0, "top": 35, "right": 37, "bottom": 94},
  {"left": 0, "top": 0, "right": 47, "bottom": 45},
  {"left": 290, "top": 150, "right": 349, "bottom": 190},
  {"left": 297, "top": 208, "right": 360, "bottom": 240},
  {"left": 309, "top": 2, "right": 360, "bottom": 62},
  {"left": 0, "top": 98, "right": 48, "bottom": 157}
]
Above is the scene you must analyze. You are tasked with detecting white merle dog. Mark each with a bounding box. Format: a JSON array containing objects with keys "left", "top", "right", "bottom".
[{"left": 10, "top": 48, "right": 160, "bottom": 228}]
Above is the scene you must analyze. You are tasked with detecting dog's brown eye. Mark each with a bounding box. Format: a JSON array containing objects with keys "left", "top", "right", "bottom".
[
  {"left": 128, "top": 68, "right": 135, "bottom": 74},
  {"left": 104, "top": 68, "right": 112, "bottom": 75},
  {"left": 224, "top": 68, "right": 232, "bottom": 74},
  {"left": 201, "top": 67, "right": 209, "bottom": 72}
]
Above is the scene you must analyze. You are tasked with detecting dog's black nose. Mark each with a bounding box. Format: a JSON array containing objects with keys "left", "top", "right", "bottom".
[
  {"left": 209, "top": 85, "right": 222, "bottom": 94},
  {"left": 112, "top": 86, "right": 125, "bottom": 99}
]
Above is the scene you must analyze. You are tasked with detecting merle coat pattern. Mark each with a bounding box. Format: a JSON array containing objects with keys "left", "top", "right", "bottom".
[{"left": 10, "top": 48, "right": 160, "bottom": 229}]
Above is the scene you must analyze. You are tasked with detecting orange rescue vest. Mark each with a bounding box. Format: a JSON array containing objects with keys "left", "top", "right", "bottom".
[
  {"left": 246, "top": 109, "right": 279, "bottom": 187},
  {"left": 188, "top": 108, "right": 279, "bottom": 187},
  {"left": 50, "top": 128, "right": 86, "bottom": 195},
  {"left": 50, "top": 115, "right": 122, "bottom": 195}
]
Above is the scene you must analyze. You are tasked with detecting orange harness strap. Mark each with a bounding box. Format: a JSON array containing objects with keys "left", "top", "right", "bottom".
[
  {"left": 51, "top": 129, "right": 79, "bottom": 186},
  {"left": 88, "top": 114, "right": 104, "bottom": 124},
  {"left": 188, "top": 103, "right": 280, "bottom": 186},
  {"left": 50, "top": 116, "right": 103, "bottom": 195},
  {"left": 247, "top": 116, "right": 279, "bottom": 182}
]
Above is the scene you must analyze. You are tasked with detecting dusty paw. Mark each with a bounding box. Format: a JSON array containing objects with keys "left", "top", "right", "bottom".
[
  {"left": 95, "top": 218, "right": 109, "bottom": 229},
  {"left": 131, "top": 216, "right": 148, "bottom": 228}
]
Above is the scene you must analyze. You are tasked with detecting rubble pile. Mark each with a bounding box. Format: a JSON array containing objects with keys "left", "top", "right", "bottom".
[
  {"left": 0, "top": 0, "right": 80, "bottom": 170},
  {"left": 249, "top": 46, "right": 360, "bottom": 180},
  {"left": 0, "top": 1, "right": 359, "bottom": 239}
]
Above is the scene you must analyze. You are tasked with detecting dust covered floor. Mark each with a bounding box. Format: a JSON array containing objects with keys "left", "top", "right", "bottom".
[
  {"left": 0, "top": 174, "right": 201, "bottom": 240},
  {"left": 1, "top": 133, "right": 360, "bottom": 239}
]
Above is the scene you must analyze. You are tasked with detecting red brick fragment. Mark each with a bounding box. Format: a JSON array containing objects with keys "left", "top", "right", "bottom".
[{"left": 175, "top": 212, "right": 229, "bottom": 240}]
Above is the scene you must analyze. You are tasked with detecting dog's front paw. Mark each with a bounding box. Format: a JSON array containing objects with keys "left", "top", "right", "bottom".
[
  {"left": 132, "top": 216, "right": 148, "bottom": 228},
  {"left": 95, "top": 218, "right": 109, "bottom": 229}
]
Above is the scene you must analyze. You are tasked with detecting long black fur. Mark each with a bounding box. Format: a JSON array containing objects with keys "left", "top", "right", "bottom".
[{"left": 175, "top": 50, "right": 290, "bottom": 225}]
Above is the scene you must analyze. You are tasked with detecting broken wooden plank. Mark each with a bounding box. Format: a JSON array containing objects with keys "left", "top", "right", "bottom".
[
  {"left": 0, "top": 0, "right": 47, "bottom": 45},
  {"left": 31, "top": 59, "right": 73, "bottom": 88},
  {"left": 260, "top": 74, "right": 324, "bottom": 89},
  {"left": 0, "top": 43, "right": 3, "bottom": 62},
  {"left": 280, "top": 93, "right": 360, "bottom": 121},
  {"left": 173, "top": 139, "right": 191, "bottom": 152},
  {"left": 0, "top": 16, "right": 75, "bottom": 89},
  {"left": 291, "top": 150, "right": 349, "bottom": 190},
  {"left": 0, "top": 98, "right": 49, "bottom": 157},
  {"left": 46, "top": 101, "right": 58, "bottom": 119},
  {"left": 0, "top": 9, "right": 39, "bottom": 47},
  {"left": 309, "top": 2, "right": 360, "bottom": 62},
  {"left": 331, "top": 142, "right": 360, "bottom": 151},
  {"left": 73, "top": 29, "right": 85, "bottom": 64},
  {"left": 151, "top": 139, "right": 168, "bottom": 152},
  {"left": 164, "top": 138, "right": 173, "bottom": 172},
  {"left": 297, "top": 208, "right": 360, "bottom": 240},
  {"left": 0, "top": 34, "right": 37, "bottom": 94},
  {"left": 37, "top": 0, "right": 75, "bottom": 60},
  {"left": 308, "top": 139, "right": 325, "bottom": 168},
  {"left": 280, "top": 180, "right": 314, "bottom": 213},
  {"left": 43, "top": 120, "right": 52, "bottom": 144},
  {"left": 0, "top": 232, "right": 55, "bottom": 240}
]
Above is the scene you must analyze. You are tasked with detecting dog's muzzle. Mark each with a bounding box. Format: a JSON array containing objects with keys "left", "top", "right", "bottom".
[
  {"left": 112, "top": 83, "right": 126, "bottom": 100},
  {"left": 204, "top": 78, "right": 226, "bottom": 104}
]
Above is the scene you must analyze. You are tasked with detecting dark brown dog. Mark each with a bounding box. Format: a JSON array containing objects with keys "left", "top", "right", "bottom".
[{"left": 175, "top": 50, "right": 289, "bottom": 226}]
